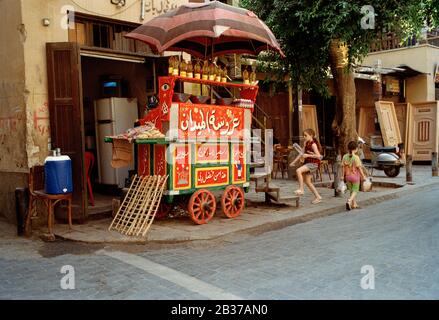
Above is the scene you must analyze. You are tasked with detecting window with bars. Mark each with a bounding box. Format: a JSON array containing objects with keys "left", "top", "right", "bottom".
[{"left": 68, "top": 13, "right": 152, "bottom": 55}]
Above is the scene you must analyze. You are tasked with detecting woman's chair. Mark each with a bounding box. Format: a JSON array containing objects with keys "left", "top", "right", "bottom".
[
  {"left": 312, "top": 146, "right": 334, "bottom": 182},
  {"left": 313, "top": 160, "right": 333, "bottom": 182}
]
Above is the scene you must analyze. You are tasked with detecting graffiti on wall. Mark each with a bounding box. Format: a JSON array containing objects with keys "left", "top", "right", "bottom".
[
  {"left": 33, "top": 102, "right": 50, "bottom": 136},
  {"left": 0, "top": 81, "right": 27, "bottom": 170},
  {"left": 0, "top": 83, "right": 24, "bottom": 141}
]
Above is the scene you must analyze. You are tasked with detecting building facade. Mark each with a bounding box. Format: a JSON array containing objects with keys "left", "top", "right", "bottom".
[{"left": 0, "top": 0, "right": 189, "bottom": 223}]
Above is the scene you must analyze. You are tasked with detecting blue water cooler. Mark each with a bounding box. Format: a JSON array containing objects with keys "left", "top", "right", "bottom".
[{"left": 44, "top": 149, "right": 73, "bottom": 194}]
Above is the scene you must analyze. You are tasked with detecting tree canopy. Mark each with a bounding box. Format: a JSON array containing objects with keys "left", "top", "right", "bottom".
[{"left": 241, "top": 0, "right": 439, "bottom": 95}]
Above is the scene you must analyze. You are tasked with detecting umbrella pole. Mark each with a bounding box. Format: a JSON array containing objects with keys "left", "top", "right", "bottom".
[{"left": 210, "top": 39, "right": 214, "bottom": 102}]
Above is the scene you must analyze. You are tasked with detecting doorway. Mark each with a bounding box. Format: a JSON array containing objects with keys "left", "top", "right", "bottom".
[{"left": 80, "top": 54, "right": 156, "bottom": 216}]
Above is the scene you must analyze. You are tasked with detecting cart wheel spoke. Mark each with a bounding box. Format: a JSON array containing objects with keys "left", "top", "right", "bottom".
[
  {"left": 189, "top": 189, "right": 216, "bottom": 225},
  {"left": 221, "top": 186, "right": 244, "bottom": 219}
]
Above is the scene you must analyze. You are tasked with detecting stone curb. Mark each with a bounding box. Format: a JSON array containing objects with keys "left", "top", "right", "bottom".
[
  {"left": 234, "top": 181, "right": 435, "bottom": 238},
  {"left": 55, "top": 180, "right": 438, "bottom": 245}
]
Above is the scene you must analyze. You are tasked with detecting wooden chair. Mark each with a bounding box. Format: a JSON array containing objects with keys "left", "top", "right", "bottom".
[
  {"left": 313, "top": 160, "right": 333, "bottom": 182},
  {"left": 25, "top": 165, "right": 73, "bottom": 237},
  {"left": 312, "top": 146, "right": 334, "bottom": 182},
  {"left": 323, "top": 146, "right": 337, "bottom": 173},
  {"left": 272, "top": 146, "right": 290, "bottom": 179}
]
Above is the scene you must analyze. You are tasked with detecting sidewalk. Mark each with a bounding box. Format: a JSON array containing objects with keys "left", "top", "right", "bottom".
[{"left": 43, "top": 166, "right": 439, "bottom": 244}]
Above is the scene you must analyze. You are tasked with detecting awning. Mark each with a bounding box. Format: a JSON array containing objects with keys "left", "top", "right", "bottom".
[
  {"left": 355, "top": 64, "right": 426, "bottom": 79},
  {"left": 80, "top": 49, "right": 146, "bottom": 64},
  {"left": 385, "top": 65, "right": 427, "bottom": 78}
]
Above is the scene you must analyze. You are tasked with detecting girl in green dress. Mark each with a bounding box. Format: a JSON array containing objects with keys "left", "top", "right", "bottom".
[{"left": 342, "top": 141, "right": 366, "bottom": 210}]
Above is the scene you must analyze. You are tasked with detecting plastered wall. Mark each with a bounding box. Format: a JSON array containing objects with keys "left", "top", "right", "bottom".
[{"left": 0, "top": 0, "right": 187, "bottom": 222}]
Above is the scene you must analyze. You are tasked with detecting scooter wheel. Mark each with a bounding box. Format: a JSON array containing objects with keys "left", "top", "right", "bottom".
[{"left": 384, "top": 166, "right": 400, "bottom": 177}]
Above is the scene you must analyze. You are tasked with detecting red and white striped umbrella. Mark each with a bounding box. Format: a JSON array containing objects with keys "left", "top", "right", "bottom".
[{"left": 126, "top": 1, "right": 284, "bottom": 58}]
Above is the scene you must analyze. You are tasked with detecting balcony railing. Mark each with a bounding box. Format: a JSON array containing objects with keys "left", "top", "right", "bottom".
[{"left": 369, "top": 30, "right": 439, "bottom": 53}]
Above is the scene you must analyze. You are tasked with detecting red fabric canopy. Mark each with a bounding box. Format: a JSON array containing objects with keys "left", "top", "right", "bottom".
[{"left": 126, "top": 1, "right": 284, "bottom": 58}]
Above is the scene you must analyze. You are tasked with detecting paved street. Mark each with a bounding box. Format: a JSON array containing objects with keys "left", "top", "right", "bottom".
[{"left": 1, "top": 183, "right": 438, "bottom": 300}]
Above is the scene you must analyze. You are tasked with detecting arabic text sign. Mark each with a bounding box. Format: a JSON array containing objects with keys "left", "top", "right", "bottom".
[
  {"left": 173, "top": 144, "right": 191, "bottom": 190},
  {"left": 137, "top": 145, "right": 150, "bottom": 177},
  {"left": 154, "top": 145, "right": 167, "bottom": 176},
  {"left": 179, "top": 104, "right": 244, "bottom": 139},
  {"left": 195, "top": 167, "right": 229, "bottom": 188},
  {"left": 196, "top": 144, "right": 229, "bottom": 163}
]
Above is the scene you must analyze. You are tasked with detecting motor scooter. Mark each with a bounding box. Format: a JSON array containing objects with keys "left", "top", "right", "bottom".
[{"left": 358, "top": 135, "right": 404, "bottom": 178}]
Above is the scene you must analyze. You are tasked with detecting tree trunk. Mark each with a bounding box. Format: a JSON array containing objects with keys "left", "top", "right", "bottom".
[
  {"left": 328, "top": 39, "right": 358, "bottom": 156},
  {"left": 329, "top": 39, "right": 358, "bottom": 197}
]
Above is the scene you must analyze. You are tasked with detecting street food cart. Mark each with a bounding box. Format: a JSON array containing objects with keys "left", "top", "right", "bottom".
[
  {"left": 133, "top": 75, "right": 258, "bottom": 224},
  {"left": 107, "top": 1, "right": 283, "bottom": 232}
]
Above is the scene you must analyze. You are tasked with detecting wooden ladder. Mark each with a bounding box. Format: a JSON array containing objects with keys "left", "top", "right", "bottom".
[{"left": 109, "top": 175, "right": 168, "bottom": 238}]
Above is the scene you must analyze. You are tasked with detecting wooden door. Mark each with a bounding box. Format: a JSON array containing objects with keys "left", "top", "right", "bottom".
[
  {"left": 394, "top": 103, "right": 408, "bottom": 148},
  {"left": 46, "top": 42, "right": 86, "bottom": 221},
  {"left": 302, "top": 105, "right": 319, "bottom": 140},
  {"left": 357, "top": 106, "right": 376, "bottom": 160},
  {"left": 256, "top": 92, "right": 289, "bottom": 146},
  {"left": 407, "top": 102, "right": 439, "bottom": 161},
  {"left": 375, "top": 101, "right": 402, "bottom": 146}
]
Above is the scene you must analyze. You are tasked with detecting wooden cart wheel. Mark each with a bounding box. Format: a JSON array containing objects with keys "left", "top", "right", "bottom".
[
  {"left": 155, "top": 202, "right": 172, "bottom": 220},
  {"left": 188, "top": 189, "right": 216, "bottom": 225},
  {"left": 221, "top": 186, "right": 245, "bottom": 219}
]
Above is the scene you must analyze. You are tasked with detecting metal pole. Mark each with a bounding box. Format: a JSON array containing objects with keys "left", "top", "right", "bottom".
[
  {"left": 140, "top": 0, "right": 145, "bottom": 21},
  {"left": 406, "top": 155, "right": 413, "bottom": 184},
  {"left": 432, "top": 152, "right": 438, "bottom": 176},
  {"left": 288, "top": 83, "right": 293, "bottom": 145},
  {"left": 334, "top": 154, "right": 342, "bottom": 197}
]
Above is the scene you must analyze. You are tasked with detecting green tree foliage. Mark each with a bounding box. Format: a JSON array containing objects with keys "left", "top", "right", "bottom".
[{"left": 241, "top": 0, "right": 439, "bottom": 95}]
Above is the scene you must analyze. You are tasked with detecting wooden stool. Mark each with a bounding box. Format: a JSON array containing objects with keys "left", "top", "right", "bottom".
[{"left": 25, "top": 166, "right": 73, "bottom": 237}]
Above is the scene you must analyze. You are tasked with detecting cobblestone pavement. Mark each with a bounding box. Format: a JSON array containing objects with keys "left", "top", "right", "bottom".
[{"left": 1, "top": 181, "right": 438, "bottom": 300}]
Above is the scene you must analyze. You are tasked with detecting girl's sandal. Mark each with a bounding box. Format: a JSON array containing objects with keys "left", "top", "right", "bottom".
[
  {"left": 346, "top": 200, "right": 352, "bottom": 211},
  {"left": 311, "top": 198, "right": 322, "bottom": 204},
  {"left": 294, "top": 190, "right": 304, "bottom": 196}
]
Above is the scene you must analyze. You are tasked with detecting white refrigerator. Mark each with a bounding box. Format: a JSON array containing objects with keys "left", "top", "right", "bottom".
[{"left": 94, "top": 97, "right": 138, "bottom": 188}]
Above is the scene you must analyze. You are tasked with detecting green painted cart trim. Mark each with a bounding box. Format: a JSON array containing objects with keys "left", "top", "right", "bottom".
[
  {"left": 135, "top": 141, "right": 250, "bottom": 204},
  {"left": 164, "top": 184, "right": 248, "bottom": 197},
  {"left": 104, "top": 137, "right": 170, "bottom": 144},
  {"left": 194, "top": 163, "right": 230, "bottom": 168},
  {"left": 135, "top": 138, "right": 169, "bottom": 144},
  {"left": 106, "top": 137, "right": 250, "bottom": 145}
]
